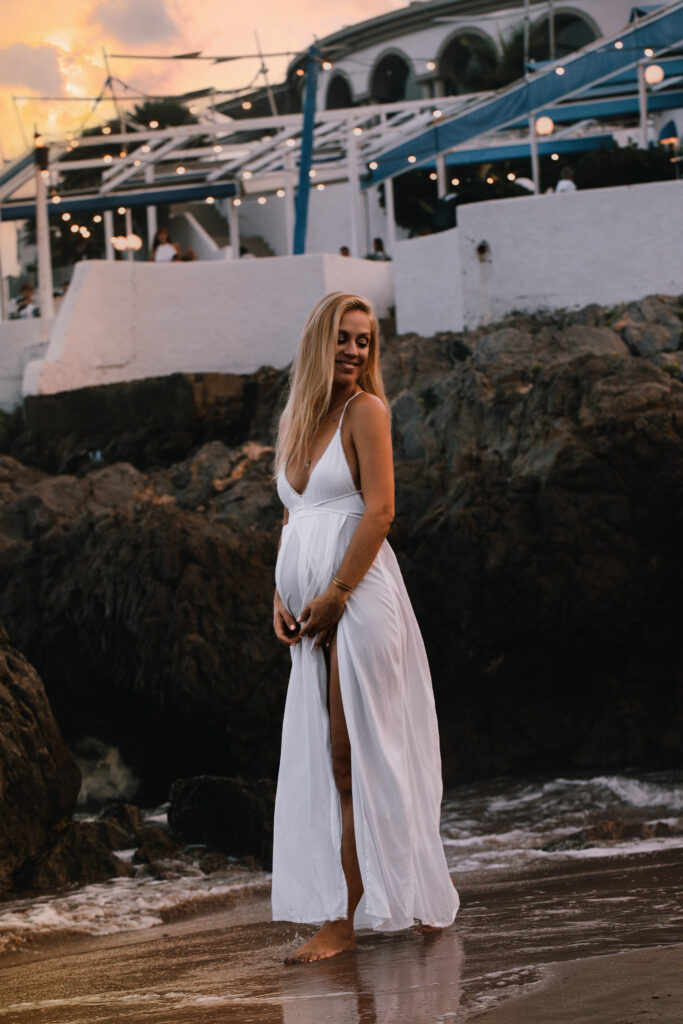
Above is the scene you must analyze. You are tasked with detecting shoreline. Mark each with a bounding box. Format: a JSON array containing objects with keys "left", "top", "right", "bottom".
[
  {"left": 472, "top": 944, "right": 683, "bottom": 1023},
  {"left": 1, "top": 847, "right": 681, "bottom": 1022}
]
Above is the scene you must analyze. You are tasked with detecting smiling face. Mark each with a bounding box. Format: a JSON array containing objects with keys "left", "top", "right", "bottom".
[{"left": 334, "top": 308, "right": 371, "bottom": 388}]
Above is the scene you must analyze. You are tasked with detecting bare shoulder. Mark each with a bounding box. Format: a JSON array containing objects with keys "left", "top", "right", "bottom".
[{"left": 347, "top": 391, "right": 390, "bottom": 427}]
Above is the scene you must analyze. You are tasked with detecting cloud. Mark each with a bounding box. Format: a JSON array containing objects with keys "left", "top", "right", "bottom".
[
  {"left": 0, "top": 43, "right": 63, "bottom": 93},
  {"left": 89, "top": 0, "right": 180, "bottom": 46}
]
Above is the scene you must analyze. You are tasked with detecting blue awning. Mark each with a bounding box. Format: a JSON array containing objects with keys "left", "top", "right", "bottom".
[
  {"left": 0, "top": 180, "right": 237, "bottom": 221},
  {"left": 362, "top": 1, "right": 683, "bottom": 188},
  {"left": 439, "top": 134, "right": 614, "bottom": 170}
]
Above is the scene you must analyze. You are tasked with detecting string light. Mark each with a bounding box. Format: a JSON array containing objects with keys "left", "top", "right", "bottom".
[
  {"left": 614, "top": 40, "right": 624, "bottom": 50},
  {"left": 70, "top": 224, "right": 79, "bottom": 233},
  {"left": 316, "top": 183, "right": 325, "bottom": 190},
  {"left": 176, "top": 165, "right": 186, "bottom": 174},
  {"left": 103, "top": 154, "right": 113, "bottom": 163},
  {"left": 242, "top": 101, "right": 252, "bottom": 110},
  {"left": 257, "top": 195, "right": 267, "bottom": 204},
  {"left": 551, "top": 152, "right": 560, "bottom": 161},
  {"left": 61, "top": 212, "right": 71, "bottom": 221},
  {"left": 276, "top": 188, "right": 286, "bottom": 197},
  {"left": 141, "top": 144, "right": 151, "bottom": 153},
  {"left": 555, "top": 66, "right": 565, "bottom": 76},
  {"left": 102, "top": 126, "right": 111, "bottom": 135},
  {"left": 407, "top": 154, "right": 416, "bottom": 163},
  {"left": 149, "top": 120, "right": 159, "bottom": 128},
  {"left": 117, "top": 206, "right": 126, "bottom": 214},
  {"left": 644, "top": 47, "right": 654, "bottom": 57},
  {"left": 369, "top": 161, "right": 378, "bottom": 170},
  {"left": 51, "top": 195, "right": 61, "bottom": 204},
  {"left": 93, "top": 214, "right": 102, "bottom": 223},
  {"left": 213, "top": 144, "right": 222, "bottom": 153},
  {"left": 432, "top": 109, "right": 443, "bottom": 119},
  {"left": 233, "top": 197, "right": 242, "bottom": 206},
  {"left": 205, "top": 196, "right": 215, "bottom": 204},
  {"left": 486, "top": 176, "right": 495, "bottom": 184},
  {"left": 353, "top": 126, "right": 363, "bottom": 136},
  {"left": 296, "top": 68, "right": 305, "bottom": 77},
  {"left": 536, "top": 115, "right": 554, "bottom": 135},
  {"left": 429, "top": 172, "right": 438, "bottom": 181},
  {"left": 309, "top": 168, "right": 317, "bottom": 178},
  {"left": 507, "top": 172, "right": 516, "bottom": 181},
  {"left": 322, "top": 61, "right": 332, "bottom": 71},
  {"left": 451, "top": 177, "right": 460, "bottom": 186},
  {"left": 426, "top": 61, "right": 436, "bottom": 71}
]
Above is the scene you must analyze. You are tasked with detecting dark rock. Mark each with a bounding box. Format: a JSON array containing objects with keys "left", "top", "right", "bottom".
[
  {"left": 5, "top": 369, "right": 285, "bottom": 476},
  {"left": 1, "top": 295, "right": 683, "bottom": 794},
  {"left": 168, "top": 776, "right": 275, "bottom": 870},
  {"left": 132, "top": 825, "right": 181, "bottom": 865},
  {"left": 543, "top": 818, "right": 675, "bottom": 851},
  {"left": 0, "top": 624, "right": 81, "bottom": 898},
  {"left": 98, "top": 802, "right": 145, "bottom": 845},
  {"left": 18, "top": 820, "right": 134, "bottom": 893}
]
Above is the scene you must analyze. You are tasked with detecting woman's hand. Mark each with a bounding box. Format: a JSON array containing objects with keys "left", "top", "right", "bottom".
[
  {"left": 298, "top": 585, "right": 348, "bottom": 649},
  {"left": 274, "top": 590, "right": 300, "bottom": 646}
]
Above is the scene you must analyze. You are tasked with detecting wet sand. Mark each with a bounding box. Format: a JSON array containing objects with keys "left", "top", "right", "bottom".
[{"left": 1, "top": 848, "right": 681, "bottom": 1023}]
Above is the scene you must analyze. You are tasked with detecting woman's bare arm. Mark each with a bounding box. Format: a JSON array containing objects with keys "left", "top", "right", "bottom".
[{"left": 298, "top": 394, "right": 394, "bottom": 646}]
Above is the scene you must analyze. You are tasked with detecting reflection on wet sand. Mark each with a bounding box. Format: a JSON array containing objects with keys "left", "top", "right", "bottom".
[{"left": 280, "top": 928, "right": 463, "bottom": 1024}]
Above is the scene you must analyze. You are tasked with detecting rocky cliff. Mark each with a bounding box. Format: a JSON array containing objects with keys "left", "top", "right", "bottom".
[{"left": 1, "top": 295, "right": 681, "bottom": 796}]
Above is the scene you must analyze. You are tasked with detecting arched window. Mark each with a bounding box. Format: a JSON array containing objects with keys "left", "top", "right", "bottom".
[
  {"left": 438, "top": 32, "right": 498, "bottom": 95},
  {"left": 326, "top": 75, "right": 353, "bottom": 110},
  {"left": 533, "top": 11, "right": 598, "bottom": 58},
  {"left": 370, "top": 53, "right": 419, "bottom": 104}
]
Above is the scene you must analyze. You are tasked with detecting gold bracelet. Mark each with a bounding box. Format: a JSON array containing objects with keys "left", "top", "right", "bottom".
[{"left": 332, "top": 574, "right": 354, "bottom": 593}]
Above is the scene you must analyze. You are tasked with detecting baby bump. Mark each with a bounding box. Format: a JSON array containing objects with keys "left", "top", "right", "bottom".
[{"left": 275, "top": 515, "right": 359, "bottom": 619}]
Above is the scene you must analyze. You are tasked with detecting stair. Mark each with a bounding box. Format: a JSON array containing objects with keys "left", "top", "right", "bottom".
[{"left": 170, "top": 202, "right": 276, "bottom": 258}]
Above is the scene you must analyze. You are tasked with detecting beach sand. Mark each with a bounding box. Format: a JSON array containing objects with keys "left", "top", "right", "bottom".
[{"left": 0, "top": 847, "right": 681, "bottom": 1023}]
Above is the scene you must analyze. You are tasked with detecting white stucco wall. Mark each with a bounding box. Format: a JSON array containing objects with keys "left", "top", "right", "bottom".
[
  {"left": 22, "top": 254, "right": 394, "bottom": 399},
  {"left": 457, "top": 179, "right": 683, "bottom": 325},
  {"left": 0, "top": 319, "right": 46, "bottom": 412},
  {"left": 392, "top": 179, "right": 683, "bottom": 335},
  {"left": 393, "top": 228, "right": 463, "bottom": 335}
]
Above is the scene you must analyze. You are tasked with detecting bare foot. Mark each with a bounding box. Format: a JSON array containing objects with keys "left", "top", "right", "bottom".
[
  {"left": 411, "top": 921, "right": 443, "bottom": 934},
  {"left": 284, "top": 920, "right": 357, "bottom": 964}
]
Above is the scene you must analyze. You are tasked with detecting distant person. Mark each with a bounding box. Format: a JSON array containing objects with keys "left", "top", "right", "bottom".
[
  {"left": 181, "top": 247, "right": 198, "bottom": 261},
  {"left": 555, "top": 166, "right": 577, "bottom": 193},
  {"left": 339, "top": 246, "right": 351, "bottom": 257},
  {"left": 151, "top": 228, "right": 181, "bottom": 262},
  {"left": 365, "top": 237, "right": 391, "bottom": 261},
  {"left": 239, "top": 245, "right": 256, "bottom": 259},
  {"left": 12, "top": 282, "right": 38, "bottom": 318}
]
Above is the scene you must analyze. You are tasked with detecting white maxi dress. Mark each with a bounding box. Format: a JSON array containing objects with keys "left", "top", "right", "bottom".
[{"left": 272, "top": 395, "right": 459, "bottom": 931}]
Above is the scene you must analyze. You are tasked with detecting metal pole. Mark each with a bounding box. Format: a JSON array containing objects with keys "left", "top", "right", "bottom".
[
  {"left": 283, "top": 151, "right": 296, "bottom": 254},
  {"left": 104, "top": 209, "right": 114, "bottom": 259},
  {"left": 436, "top": 152, "right": 447, "bottom": 198},
  {"left": 384, "top": 175, "right": 397, "bottom": 254},
  {"left": 228, "top": 201, "right": 241, "bottom": 259},
  {"left": 637, "top": 62, "right": 649, "bottom": 149},
  {"left": 529, "top": 115, "right": 540, "bottom": 193},
  {"left": 124, "top": 207, "right": 133, "bottom": 260},
  {"left": 34, "top": 147, "right": 55, "bottom": 341},
  {"left": 0, "top": 207, "right": 7, "bottom": 321},
  {"left": 346, "top": 125, "right": 362, "bottom": 256},
  {"left": 548, "top": 0, "right": 556, "bottom": 61},
  {"left": 523, "top": 0, "right": 531, "bottom": 74},
  {"left": 145, "top": 164, "right": 157, "bottom": 249},
  {"left": 255, "top": 31, "right": 279, "bottom": 117},
  {"left": 293, "top": 46, "right": 320, "bottom": 255}
]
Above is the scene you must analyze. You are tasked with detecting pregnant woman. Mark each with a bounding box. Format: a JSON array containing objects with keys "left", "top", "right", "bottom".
[{"left": 272, "top": 292, "right": 459, "bottom": 963}]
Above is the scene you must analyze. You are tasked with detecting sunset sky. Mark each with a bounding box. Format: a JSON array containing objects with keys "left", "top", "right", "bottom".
[{"left": 0, "top": 0, "right": 404, "bottom": 160}]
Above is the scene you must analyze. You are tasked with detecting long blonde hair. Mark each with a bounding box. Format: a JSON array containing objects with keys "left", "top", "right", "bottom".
[{"left": 274, "top": 292, "right": 389, "bottom": 477}]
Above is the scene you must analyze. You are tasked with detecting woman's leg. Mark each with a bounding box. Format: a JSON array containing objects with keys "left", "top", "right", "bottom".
[{"left": 285, "top": 635, "right": 363, "bottom": 963}]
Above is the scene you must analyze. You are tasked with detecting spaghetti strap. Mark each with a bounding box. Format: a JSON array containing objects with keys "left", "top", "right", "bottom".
[{"left": 338, "top": 390, "right": 362, "bottom": 431}]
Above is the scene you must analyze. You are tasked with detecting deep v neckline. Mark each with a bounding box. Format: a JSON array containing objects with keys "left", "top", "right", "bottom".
[
  {"left": 285, "top": 391, "right": 360, "bottom": 498},
  {"left": 285, "top": 429, "right": 337, "bottom": 498}
]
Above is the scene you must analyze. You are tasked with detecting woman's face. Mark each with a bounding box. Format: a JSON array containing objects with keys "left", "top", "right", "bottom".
[
  {"left": 334, "top": 309, "right": 371, "bottom": 388},
  {"left": 158, "top": 229, "right": 169, "bottom": 242}
]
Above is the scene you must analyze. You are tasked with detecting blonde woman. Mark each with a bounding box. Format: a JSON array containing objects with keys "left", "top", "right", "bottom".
[{"left": 272, "top": 292, "right": 459, "bottom": 963}]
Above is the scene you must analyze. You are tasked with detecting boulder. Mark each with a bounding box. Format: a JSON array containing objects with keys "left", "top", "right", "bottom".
[
  {"left": 544, "top": 818, "right": 676, "bottom": 851},
  {"left": 1, "top": 294, "right": 683, "bottom": 794},
  {"left": 168, "top": 776, "right": 275, "bottom": 870},
  {"left": 0, "top": 624, "right": 81, "bottom": 897},
  {"left": 18, "top": 820, "right": 134, "bottom": 894}
]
